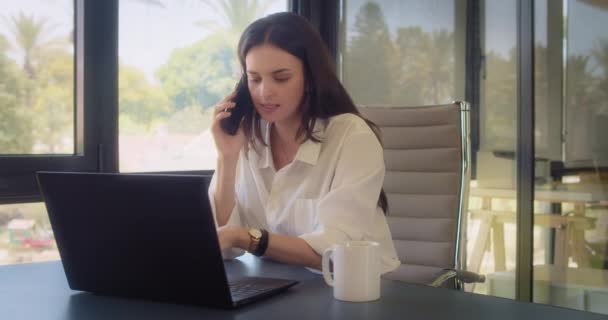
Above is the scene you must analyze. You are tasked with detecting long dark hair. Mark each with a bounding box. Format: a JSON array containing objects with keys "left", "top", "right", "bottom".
[{"left": 237, "top": 12, "right": 388, "bottom": 214}]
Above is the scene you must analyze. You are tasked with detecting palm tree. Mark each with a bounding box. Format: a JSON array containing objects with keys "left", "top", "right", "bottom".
[
  {"left": 4, "top": 12, "right": 56, "bottom": 79},
  {"left": 197, "top": 0, "right": 276, "bottom": 34}
]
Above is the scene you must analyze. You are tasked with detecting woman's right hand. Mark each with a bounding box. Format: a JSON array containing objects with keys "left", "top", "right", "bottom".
[{"left": 211, "top": 92, "right": 247, "bottom": 161}]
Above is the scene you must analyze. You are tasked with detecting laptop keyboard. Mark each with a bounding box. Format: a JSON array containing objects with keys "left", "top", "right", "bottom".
[{"left": 229, "top": 277, "right": 281, "bottom": 301}]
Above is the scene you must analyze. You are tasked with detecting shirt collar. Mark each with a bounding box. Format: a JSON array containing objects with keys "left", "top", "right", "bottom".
[{"left": 258, "top": 119, "right": 327, "bottom": 168}]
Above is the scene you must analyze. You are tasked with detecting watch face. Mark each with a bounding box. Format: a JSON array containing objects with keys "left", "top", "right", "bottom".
[{"left": 249, "top": 229, "right": 262, "bottom": 238}]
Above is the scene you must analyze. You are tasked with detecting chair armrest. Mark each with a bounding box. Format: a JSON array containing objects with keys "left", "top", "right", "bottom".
[{"left": 430, "top": 269, "right": 486, "bottom": 288}]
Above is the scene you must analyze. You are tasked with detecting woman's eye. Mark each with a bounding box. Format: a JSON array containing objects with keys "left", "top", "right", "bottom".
[
  {"left": 275, "top": 78, "right": 289, "bottom": 83},
  {"left": 249, "top": 78, "right": 261, "bottom": 83}
]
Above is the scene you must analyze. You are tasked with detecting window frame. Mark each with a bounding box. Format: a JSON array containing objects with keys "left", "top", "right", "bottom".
[
  {"left": 0, "top": 0, "right": 543, "bottom": 307},
  {"left": 0, "top": 0, "right": 118, "bottom": 204},
  {"left": 0, "top": 0, "right": 308, "bottom": 204}
]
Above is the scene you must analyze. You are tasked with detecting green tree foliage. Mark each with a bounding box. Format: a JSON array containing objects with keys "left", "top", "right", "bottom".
[
  {"left": 5, "top": 11, "right": 62, "bottom": 120},
  {"left": 344, "top": 2, "right": 393, "bottom": 106},
  {"left": 392, "top": 27, "right": 427, "bottom": 105},
  {"left": 167, "top": 106, "right": 213, "bottom": 134},
  {"left": 590, "top": 39, "right": 608, "bottom": 154},
  {"left": 156, "top": 34, "right": 238, "bottom": 111},
  {"left": 31, "top": 51, "right": 73, "bottom": 153},
  {"left": 482, "top": 49, "right": 517, "bottom": 150},
  {"left": 566, "top": 54, "right": 593, "bottom": 110},
  {"left": 120, "top": 65, "right": 170, "bottom": 129},
  {"left": 345, "top": 3, "right": 455, "bottom": 106},
  {"left": 424, "top": 30, "right": 454, "bottom": 103},
  {"left": 4, "top": 11, "right": 57, "bottom": 79},
  {"left": 1, "top": 12, "right": 74, "bottom": 154},
  {"left": 0, "top": 34, "right": 33, "bottom": 154},
  {"left": 592, "top": 39, "right": 608, "bottom": 109},
  {"left": 393, "top": 27, "right": 453, "bottom": 105}
]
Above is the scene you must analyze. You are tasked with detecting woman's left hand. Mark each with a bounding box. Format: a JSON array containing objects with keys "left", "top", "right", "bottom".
[{"left": 217, "top": 225, "right": 248, "bottom": 251}]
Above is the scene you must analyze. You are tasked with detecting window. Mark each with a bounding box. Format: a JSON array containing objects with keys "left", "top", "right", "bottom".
[
  {"left": 0, "top": 0, "right": 99, "bottom": 204},
  {"left": 531, "top": 0, "right": 608, "bottom": 314},
  {"left": 0, "top": 0, "right": 294, "bottom": 266},
  {"left": 339, "top": 0, "right": 466, "bottom": 106},
  {"left": 471, "top": 0, "right": 519, "bottom": 298},
  {"left": 0, "top": 0, "right": 74, "bottom": 155},
  {"left": 118, "top": 0, "right": 288, "bottom": 172}
]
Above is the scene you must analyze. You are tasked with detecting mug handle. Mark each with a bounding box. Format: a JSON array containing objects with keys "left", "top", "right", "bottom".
[{"left": 322, "top": 247, "right": 334, "bottom": 287}]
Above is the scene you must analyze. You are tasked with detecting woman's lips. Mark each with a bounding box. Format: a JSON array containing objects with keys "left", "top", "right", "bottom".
[{"left": 259, "top": 103, "right": 280, "bottom": 113}]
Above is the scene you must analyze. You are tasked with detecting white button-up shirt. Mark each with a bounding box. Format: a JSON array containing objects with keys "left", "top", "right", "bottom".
[{"left": 208, "top": 113, "right": 400, "bottom": 273}]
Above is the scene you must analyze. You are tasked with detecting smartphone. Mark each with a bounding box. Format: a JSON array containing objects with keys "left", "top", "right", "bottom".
[{"left": 220, "top": 77, "right": 253, "bottom": 135}]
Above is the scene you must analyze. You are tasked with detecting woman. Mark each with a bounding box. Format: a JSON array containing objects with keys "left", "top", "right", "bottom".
[{"left": 209, "top": 12, "right": 400, "bottom": 273}]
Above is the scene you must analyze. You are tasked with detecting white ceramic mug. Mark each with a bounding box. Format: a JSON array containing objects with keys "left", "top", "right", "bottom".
[{"left": 322, "top": 241, "right": 381, "bottom": 302}]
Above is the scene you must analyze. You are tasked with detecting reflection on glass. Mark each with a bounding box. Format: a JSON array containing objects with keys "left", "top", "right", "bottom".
[
  {"left": 340, "top": 0, "right": 464, "bottom": 106},
  {"left": 468, "top": 0, "right": 518, "bottom": 299},
  {"left": 0, "top": 203, "right": 58, "bottom": 266},
  {"left": 118, "top": 0, "right": 287, "bottom": 172},
  {"left": 0, "top": 0, "right": 74, "bottom": 155},
  {"left": 531, "top": 0, "right": 608, "bottom": 314}
]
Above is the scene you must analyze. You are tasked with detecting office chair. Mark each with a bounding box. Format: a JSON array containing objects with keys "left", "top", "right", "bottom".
[{"left": 359, "top": 101, "right": 485, "bottom": 289}]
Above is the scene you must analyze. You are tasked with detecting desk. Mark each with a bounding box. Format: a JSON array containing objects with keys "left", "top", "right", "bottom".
[{"left": 0, "top": 256, "right": 605, "bottom": 319}]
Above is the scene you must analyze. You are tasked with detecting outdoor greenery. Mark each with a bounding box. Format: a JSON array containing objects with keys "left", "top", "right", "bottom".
[
  {"left": 344, "top": 2, "right": 608, "bottom": 154},
  {"left": 1, "top": 0, "right": 607, "bottom": 158},
  {"left": 0, "top": 11, "right": 72, "bottom": 154}
]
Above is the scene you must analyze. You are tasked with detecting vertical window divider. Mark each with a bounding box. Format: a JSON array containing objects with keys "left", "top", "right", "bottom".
[{"left": 516, "top": 0, "right": 535, "bottom": 302}]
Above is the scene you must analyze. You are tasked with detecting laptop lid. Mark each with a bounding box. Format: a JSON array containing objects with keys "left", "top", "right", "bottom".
[{"left": 37, "top": 172, "right": 235, "bottom": 308}]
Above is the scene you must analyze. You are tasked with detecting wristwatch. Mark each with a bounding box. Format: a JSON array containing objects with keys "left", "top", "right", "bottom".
[
  {"left": 247, "top": 228, "right": 263, "bottom": 253},
  {"left": 247, "top": 228, "right": 269, "bottom": 256}
]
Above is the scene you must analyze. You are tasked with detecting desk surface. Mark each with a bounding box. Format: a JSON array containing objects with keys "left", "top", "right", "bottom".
[{"left": 0, "top": 256, "right": 605, "bottom": 320}]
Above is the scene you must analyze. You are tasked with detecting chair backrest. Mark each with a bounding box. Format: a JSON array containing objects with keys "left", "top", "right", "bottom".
[{"left": 359, "top": 102, "right": 471, "bottom": 285}]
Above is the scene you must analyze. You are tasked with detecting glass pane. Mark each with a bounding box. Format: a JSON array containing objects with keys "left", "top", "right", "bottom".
[
  {"left": 469, "top": 0, "right": 518, "bottom": 298},
  {"left": 532, "top": 0, "right": 608, "bottom": 314},
  {"left": 118, "top": 0, "right": 288, "bottom": 172},
  {"left": 0, "top": 203, "right": 58, "bottom": 265},
  {"left": 0, "top": 0, "right": 74, "bottom": 155},
  {"left": 340, "top": 0, "right": 466, "bottom": 106}
]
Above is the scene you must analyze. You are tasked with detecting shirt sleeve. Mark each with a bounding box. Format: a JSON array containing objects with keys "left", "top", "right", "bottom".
[
  {"left": 299, "top": 126, "right": 385, "bottom": 256},
  {"left": 208, "top": 154, "right": 246, "bottom": 259}
]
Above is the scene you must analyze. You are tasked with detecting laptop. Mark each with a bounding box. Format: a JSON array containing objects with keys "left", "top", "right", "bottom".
[{"left": 36, "top": 171, "right": 298, "bottom": 308}]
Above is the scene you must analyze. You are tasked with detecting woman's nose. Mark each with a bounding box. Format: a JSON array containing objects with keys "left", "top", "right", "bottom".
[{"left": 259, "top": 81, "right": 276, "bottom": 100}]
